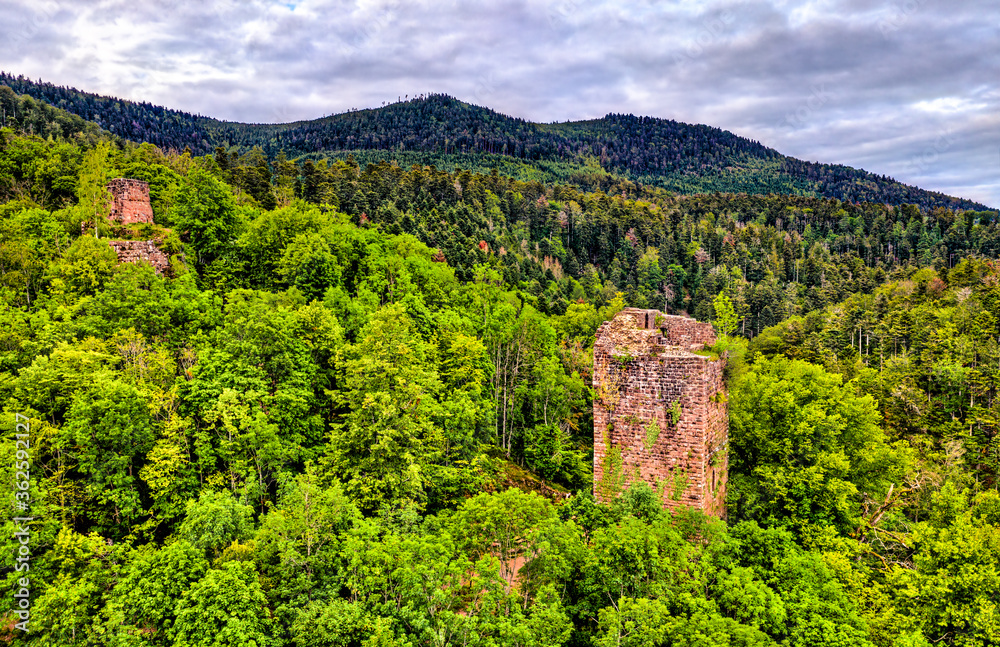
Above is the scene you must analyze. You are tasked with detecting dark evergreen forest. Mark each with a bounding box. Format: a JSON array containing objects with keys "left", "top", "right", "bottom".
[{"left": 2, "top": 73, "right": 988, "bottom": 211}]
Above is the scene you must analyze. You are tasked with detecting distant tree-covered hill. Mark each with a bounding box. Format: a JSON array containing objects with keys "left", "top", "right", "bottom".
[
  {"left": 1, "top": 72, "right": 990, "bottom": 211},
  {"left": 3, "top": 121, "right": 1000, "bottom": 646},
  {"left": 0, "top": 73, "right": 211, "bottom": 152}
]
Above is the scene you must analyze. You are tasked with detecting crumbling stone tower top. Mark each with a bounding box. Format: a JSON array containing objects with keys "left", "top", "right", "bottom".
[
  {"left": 107, "top": 178, "right": 154, "bottom": 225},
  {"left": 593, "top": 308, "right": 728, "bottom": 517}
]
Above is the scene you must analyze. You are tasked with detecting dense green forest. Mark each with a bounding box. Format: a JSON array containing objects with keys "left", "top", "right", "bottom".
[
  {"left": 1, "top": 74, "right": 990, "bottom": 211},
  {"left": 0, "top": 89, "right": 998, "bottom": 646}
]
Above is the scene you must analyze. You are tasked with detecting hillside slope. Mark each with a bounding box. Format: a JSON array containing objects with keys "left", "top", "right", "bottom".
[{"left": 0, "top": 72, "right": 989, "bottom": 211}]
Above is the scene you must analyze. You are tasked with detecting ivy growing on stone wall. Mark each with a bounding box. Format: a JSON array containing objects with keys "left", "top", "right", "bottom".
[
  {"left": 669, "top": 400, "right": 682, "bottom": 426},
  {"left": 596, "top": 426, "right": 626, "bottom": 501},
  {"left": 670, "top": 468, "right": 689, "bottom": 501},
  {"left": 643, "top": 419, "right": 661, "bottom": 451}
]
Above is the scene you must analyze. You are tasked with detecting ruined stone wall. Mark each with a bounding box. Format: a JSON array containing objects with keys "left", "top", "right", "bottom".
[
  {"left": 701, "top": 357, "right": 728, "bottom": 517},
  {"left": 107, "top": 178, "right": 154, "bottom": 225},
  {"left": 593, "top": 308, "right": 728, "bottom": 516},
  {"left": 98, "top": 178, "right": 170, "bottom": 274},
  {"left": 659, "top": 314, "right": 719, "bottom": 349},
  {"left": 107, "top": 240, "right": 170, "bottom": 275}
]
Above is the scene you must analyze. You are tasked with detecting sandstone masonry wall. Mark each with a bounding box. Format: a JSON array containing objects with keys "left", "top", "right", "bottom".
[
  {"left": 593, "top": 308, "right": 728, "bottom": 516},
  {"left": 93, "top": 178, "right": 171, "bottom": 274},
  {"left": 107, "top": 178, "right": 154, "bottom": 225},
  {"left": 107, "top": 240, "right": 171, "bottom": 274}
]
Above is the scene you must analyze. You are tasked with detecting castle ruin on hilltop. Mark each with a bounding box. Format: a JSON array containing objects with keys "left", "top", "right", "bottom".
[
  {"left": 593, "top": 308, "right": 728, "bottom": 516},
  {"left": 100, "top": 178, "right": 170, "bottom": 274}
]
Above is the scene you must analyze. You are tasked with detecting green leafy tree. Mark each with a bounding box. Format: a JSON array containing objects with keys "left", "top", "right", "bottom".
[
  {"left": 324, "top": 303, "right": 444, "bottom": 511},
  {"left": 713, "top": 290, "right": 739, "bottom": 337},
  {"left": 62, "top": 376, "right": 156, "bottom": 536},
  {"left": 170, "top": 561, "right": 275, "bottom": 647},
  {"left": 0, "top": 207, "right": 65, "bottom": 307},
  {"left": 171, "top": 168, "right": 242, "bottom": 266},
  {"left": 103, "top": 541, "right": 209, "bottom": 647},
  {"left": 289, "top": 599, "right": 397, "bottom": 647},
  {"left": 29, "top": 529, "right": 124, "bottom": 647},
  {"left": 277, "top": 232, "right": 341, "bottom": 300},
  {"left": 177, "top": 490, "right": 253, "bottom": 559},
  {"left": 48, "top": 234, "right": 119, "bottom": 298},
  {"left": 885, "top": 486, "right": 1000, "bottom": 646},
  {"left": 729, "top": 356, "right": 908, "bottom": 534},
  {"left": 595, "top": 596, "right": 772, "bottom": 647},
  {"left": 255, "top": 470, "right": 359, "bottom": 631},
  {"left": 336, "top": 521, "right": 482, "bottom": 645},
  {"left": 76, "top": 141, "right": 114, "bottom": 237},
  {"left": 449, "top": 488, "right": 557, "bottom": 589}
]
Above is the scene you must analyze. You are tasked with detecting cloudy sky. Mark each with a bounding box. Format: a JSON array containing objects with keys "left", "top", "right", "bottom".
[{"left": 2, "top": 0, "right": 997, "bottom": 206}]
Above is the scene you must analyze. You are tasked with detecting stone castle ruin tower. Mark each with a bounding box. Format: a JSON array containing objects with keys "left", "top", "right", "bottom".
[
  {"left": 100, "top": 178, "right": 170, "bottom": 274},
  {"left": 593, "top": 308, "right": 728, "bottom": 516},
  {"left": 107, "top": 178, "right": 155, "bottom": 225}
]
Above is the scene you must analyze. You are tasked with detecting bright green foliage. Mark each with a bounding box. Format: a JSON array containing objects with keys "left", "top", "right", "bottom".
[
  {"left": 325, "top": 303, "right": 445, "bottom": 511},
  {"left": 0, "top": 206, "right": 66, "bottom": 307},
  {"left": 2, "top": 117, "right": 999, "bottom": 647},
  {"left": 290, "top": 599, "right": 397, "bottom": 647},
  {"left": 177, "top": 490, "right": 253, "bottom": 559},
  {"left": 729, "top": 356, "right": 907, "bottom": 534},
  {"left": 720, "top": 521, "right": 875, "bottom": 647},
  {"left": 255, "top": 470, "right": 359, "bottom": 631},
  {"left": 335, "top": 520, "right": 479, "bottom": 645},
  {"left": 751, "top": 259, "right": 1000, "bottom": 486},
  {"left": 436, "top": 327, "right": 492, "bottom": 449},
  {"left": 103, "top": 541, "right": 209, "bottom": 646},
  {"left": 611, "top": 481, "right": 663, "bottom": 522},
  {"left": 238, "top": 201, "right": 330, "bottom": 289},
  {"left": 449, "top": 488, "right": 556, "bottom": 586},
  {"left": 277, "top": 232, "right": 340, "bottom": 299},
  {"left": 329, "top": 512, "right": 575, "bottom": 647},
  {"left": 521, "top": 355, "right": 589, "bottom": 485},
  {"left": 485, "top": 583, "right": 574, "bottom": 647},
  {"left": 713, "top": 290, "right": 739, "bottom": 337},
  {"left": 642, "top": 419, "right": 661, "bottom": 451},
  {"left": 62, "top": 376, "right": 155, "bottom": 536},
  {"left": 48, "top": 234, "right": 119, "bottom": 297},
  {"left": 713, "top": 566, "right": 787, "bottom": 634},
  {"left": 75, "top": 141, "right": 114, "bottom": 236},
  {"left": 170, "top": 561, "right": 276, "bottom": 647},
  {"left": 86, "top": 266, "right": 223, "bottom": 347},
  {"left": 579, "top": 515, "right": 691, "bottom": 613},
  {"left": 595, "top": 596, "right": 773, "bottom": 647},
  {"left": 669, "top": 400, "right": 681, "bottom": 426},
  {"left": 29, "top": 529, "right": 124, "bottom": 647},
  {"left": 10, "top": 337, "right": 117, "bottom": 423},
  {"left": 472, "top": 267, "right": 571, "bottom": 460},
  {"left": 170, "top": 168, "right": 243, "bottom": 267},
  {"left": 523, "top": 422, "right": 588, "bottom": 486},
  {"left": 179, "top": 291, "right": 341, "bottom": 506},
  {"left": 884, "top": 485, "right": 1000, "bottom": 646}
]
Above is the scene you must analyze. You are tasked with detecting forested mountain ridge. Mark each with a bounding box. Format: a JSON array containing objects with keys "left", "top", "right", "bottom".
[
  {"left": 2, "top": 72, "right": 990, "bottom": 211},
  {"left": 1, "top": 88, "right": 999, "bottom": 646},
  {"left": 750, "top": 257, "right": 1000, "bottom": 482},
  {"left": 3, "top": 97, "right": 999, "bottom": 341}
]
